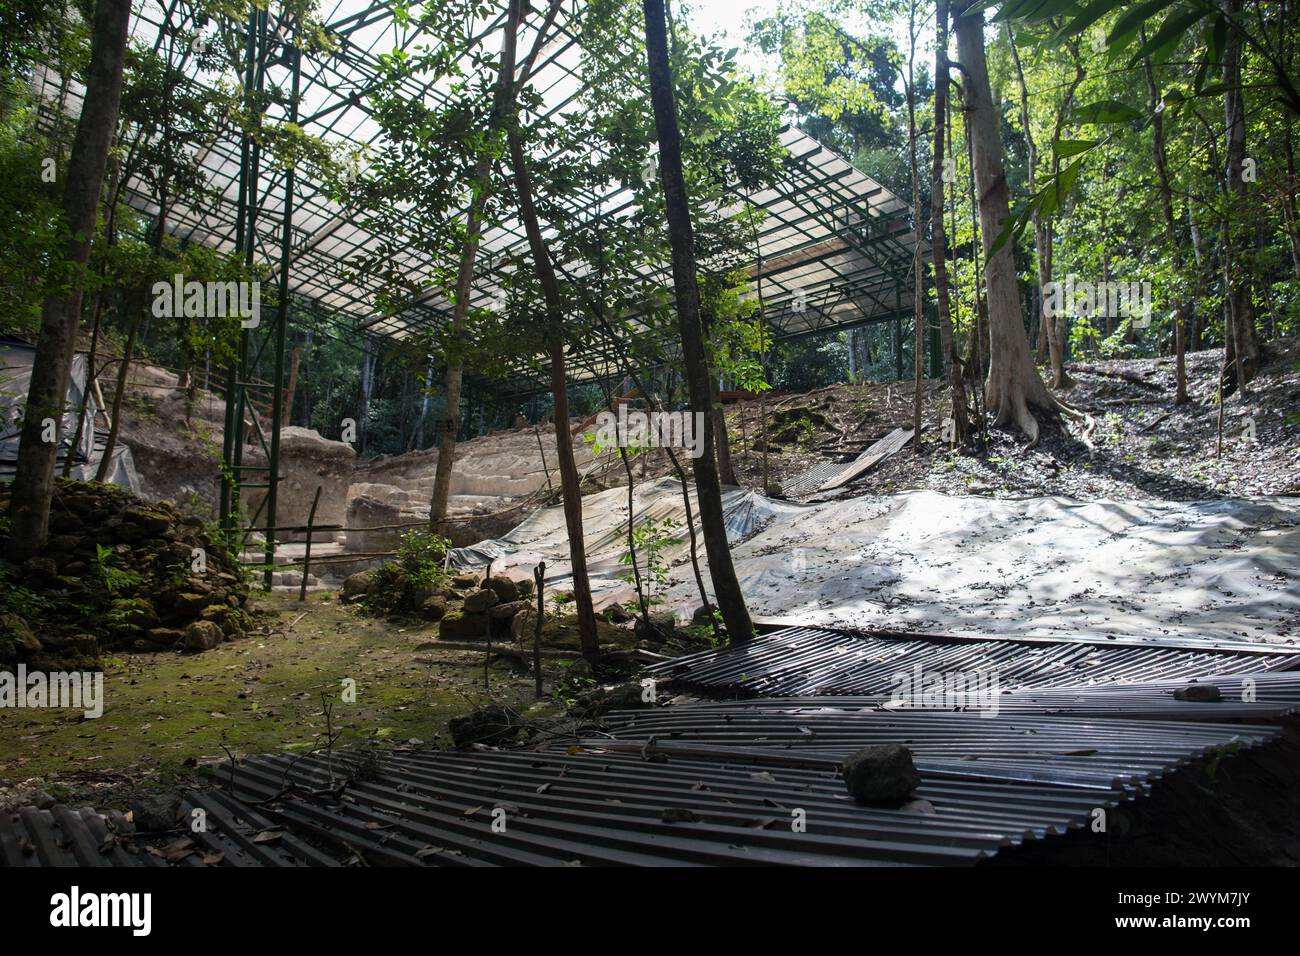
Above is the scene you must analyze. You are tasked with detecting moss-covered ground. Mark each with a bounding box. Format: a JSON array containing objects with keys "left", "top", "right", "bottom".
[{"left": 0, "top": 590, "right": 585, "bottom": 809}]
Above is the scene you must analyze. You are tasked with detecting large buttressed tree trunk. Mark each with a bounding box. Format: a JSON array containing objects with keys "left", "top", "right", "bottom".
[
  {"left": 954, "top": 1, "right": 1057, "bottom": 444},
  {"left": 643, "top": 0, "right": 754, "bottom": 644},
  {"left": 506, "top": 127, "right": 601, "bottom": 660},
  {"left": 8, "top": 0, "right": 133, "bottom": 560},
  {"left": 428, "top": 0, "right": 524, "bottom": 530},
  {"left": 1006, "top": 28, "right": 1077, "bottom": 390}
]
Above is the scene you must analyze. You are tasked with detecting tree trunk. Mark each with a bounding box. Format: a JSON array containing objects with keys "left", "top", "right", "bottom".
[
  {"left": 930, "top": 0, "right": 968, "bottom": 442},
  {"left": 282, "top": 346, "right": 301, "bottom": 427},
  {"left": 95, "top": 298, "right": 143, "bottom": 482},
  {"left": 506, "top": 128, "right": 600, "bottom": 660},
  {"left": 428, "top": 0, "right": 523, "bottom": 529},
  {"left": 907, "top": 4, "right": 924, "bottom": 437},
  {"left": 1007, "top": 26, "right": 1075, "bottom": 388},
  {"left": 413, "top": 360, "right": 432, "bottom": 450},
  {"left": 709, "top": 374, "right": 737, "bottom": 485},
  {"left": 1222, "top": 0, "right": 1260, "bottom": 391},
  {"left": 1141, "top": 42, "right": 1189, "bottom": 405},
  {"left": 64, "top": 150, "right": 123, "bottom": 479},
  {"left": 643, "top": 0, "right": 754, "bottom": 644},
  {"left": 1283, "top": 118, "right": 1300, "bottom": 278},
  {"left": 954, "top": 2, "right": 1057, "bottom": 444},
  {"left": 64, "top": 284, "right": 106, "bottom": 479},
  {"left": 8, "top": 0, "right": 132, "bottom": 559}
]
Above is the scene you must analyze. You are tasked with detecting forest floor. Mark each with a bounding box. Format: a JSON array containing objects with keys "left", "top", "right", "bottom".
[
  {"left": 0, "top": 592, "right": 592, "bottom": 815},
  {"left": 710, "top": 338, "right": 1300, "bottom": 502}
]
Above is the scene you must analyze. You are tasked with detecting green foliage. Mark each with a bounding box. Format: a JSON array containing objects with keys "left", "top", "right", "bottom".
[
  {"left": 395, "top": 528, "right": 452, "bottom": 591},
  {"left": 618, "top": 516, "right": 680, "bottom": 600},
  {"left": 363, "top": 528, "right": 452, "bottom": 616},
  {"left": 95, "top": 544, "right": 143, "bottom": 595},
  {"left": 0, "top": 582, "right": 53, "bottom": 622},
  {"left": 0, "top": 85, "right": 65, "bottom": 337},
  {"left": 551, "top": 659, "right": 596, "bottom": 707}
]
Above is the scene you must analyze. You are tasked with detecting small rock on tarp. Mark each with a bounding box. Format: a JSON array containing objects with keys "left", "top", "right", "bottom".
[
  {"left": 842, "top": 744, "right": 921, "bottom": 805},
  {"left": 661, "top": 807, "right": 702, "bottom": 823},
  {"left": 1174, "top": 683, "right": 1223, "bottom": 702},
  {"left": 131, "top": 792, "right": 181, "bottom": 832}
]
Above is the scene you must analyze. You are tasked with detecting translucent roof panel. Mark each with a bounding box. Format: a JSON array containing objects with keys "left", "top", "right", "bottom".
[{"left": 31, "top": 0, "right": 923, "bottom": 398}]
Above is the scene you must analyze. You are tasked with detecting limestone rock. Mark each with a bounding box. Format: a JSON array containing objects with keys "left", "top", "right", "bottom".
[
  {"left": 183, "top": 620, "right": 223, "bottom": 651},
  {"left": 440, "top": 611, "right": 490, "bottom": 639},
  {"left": 124, "top": 507, "right": 172, "bottom": 536},
  {"left": 344, "top": 494, "right": 403, "bottom": 553},
  {"left": 21, "top": 556, "right": 58, "bottom": 584},
  {"left": 510, "top": 608, "right": 539, "bottom": 642},
  {"left": 463, "top": 588, "right": 499, "bottom": 613},
  {"left": 842, "top": 744, "right": 920, "bottom": 805},
  {"left": 484, "top": 576, "right": 519, "bottom": 604},
  {"left": 130, "top": 792, "right": 181, "bottom": 832},
  {"left": 489, "top": 599, "right": 530, "bottom": 621},
  {"left": 144, "top": 628, "right": 185, "bottom": 648},
  {"left": 420, "top": 596, "right": 447, "bottom": 621},
  {"left": 341, "top": 570, "right": 375, "bottom": 603},
  {"left": 176, "top": 592, "right": 219, "bottom": 618}
]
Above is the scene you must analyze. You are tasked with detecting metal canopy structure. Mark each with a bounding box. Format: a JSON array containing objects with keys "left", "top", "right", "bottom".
[
  {"left": 37, "top": 1, "right": 922, "bottom": 373},
  {"left": 30, "top": 0, "right": 926, "bottom": 571}
]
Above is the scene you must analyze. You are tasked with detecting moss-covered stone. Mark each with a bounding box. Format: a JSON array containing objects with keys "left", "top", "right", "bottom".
[
  {"left": 0, "top": 479, "right": 248, "bottom": 667},
  {"left": 440, "top": 611, "right": 490, "bottom": 639}
]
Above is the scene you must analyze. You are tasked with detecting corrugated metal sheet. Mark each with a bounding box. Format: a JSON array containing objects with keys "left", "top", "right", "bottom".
[
  {"left": 7, "top": 627, "right": 1298, "bottom": 868},
  {"left": 629, "top": 671, "right": 1300, "bottom": 722},
  {"left": 649, "top": 626, "right": 1300, "bottom": 697},
  {"left": 0, "top": 791, "right": 336, "bottom": 867},
  {"left": 205, "top": 712, "right": 1278, "bottom": 866}
]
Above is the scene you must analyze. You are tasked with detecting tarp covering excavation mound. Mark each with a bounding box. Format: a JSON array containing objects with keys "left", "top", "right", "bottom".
[{"left": 450, "top": 478, "right": 1300, "bottom": 647}]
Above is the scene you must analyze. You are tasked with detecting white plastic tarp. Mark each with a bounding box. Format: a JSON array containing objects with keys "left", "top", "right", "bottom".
[
  {"left": 452, "top": 478, "right": 1300, "bottom": 647},
  {"left": 0, "top": 341, "right": 140, "bottom": 491}
]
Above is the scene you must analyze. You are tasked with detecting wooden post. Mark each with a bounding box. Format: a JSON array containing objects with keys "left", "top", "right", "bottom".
[
  {"left": 299, "top": 485, "right": 322, "bottom": 602},
  {"left": 533, "top": 561, "right": 545, "bottom": 698}
]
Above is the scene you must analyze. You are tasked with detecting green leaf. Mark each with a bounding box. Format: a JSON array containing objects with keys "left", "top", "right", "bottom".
[
  {"left": 1105, "top": 0, "right": 1178, "bottom": 55},
  {"left": 988, "top": 208, "right": 1030, "bottom": 257},
  {"left": 1126, "top": 5, "right": 1206, "bottom": 65},
  {"left": 1052, "top": 138, "right": 1100, "bottom": 158},
  {"left": 1047, "top": 157, "right": 1084, "bottom": 212},
  {"left": 1071, "top": 99, "right": 1142, "bottom": 124},
  {"left": 1049, "top": 0, "right": 1126, "bottom": 43},
  {"left": 1027, "top": 0, "right": 1088, "bottom": 21},
  {"left": 998, "top": 0, "right": 1078, "bottom": 22}
]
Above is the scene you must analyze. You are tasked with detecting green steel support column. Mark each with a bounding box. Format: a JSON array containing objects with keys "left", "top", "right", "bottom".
[
  {"left": 263, "top": 39, "right": 300, "bottom": 589},
  {"left": 232, "top": 6, "right": 266, "bottom": 551}
]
